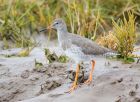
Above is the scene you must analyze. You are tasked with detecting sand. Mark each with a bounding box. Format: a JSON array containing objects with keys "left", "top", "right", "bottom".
[{"left": 0, "top": 46, "right": 140, "bottom": 102}]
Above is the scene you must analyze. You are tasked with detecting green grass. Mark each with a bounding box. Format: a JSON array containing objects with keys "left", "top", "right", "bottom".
[
  {"left": 112, "top": 11, "right": 136, "bottom": 63},
  {"left": 0, "top": 0, "right": 140, "bottom": 49},
  {"left": 45, "top": 48, "right": 69, "bottom": 63}
]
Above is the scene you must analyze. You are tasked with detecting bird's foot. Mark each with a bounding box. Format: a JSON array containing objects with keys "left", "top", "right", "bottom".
[
  {"left": 66, "top": 64, "right": 80, "bottom": 93},
  {"left": 67, "top": 83, "right": 78, "bottom": 93},
  {"left": 84, "top": 77, "right": 92, "bottom": 85},
  {"left": 84, "top": 60, "right": 95, "bottom": 85}
]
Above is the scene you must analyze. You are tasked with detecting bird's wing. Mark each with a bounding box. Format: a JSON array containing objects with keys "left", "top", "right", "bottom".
[
  {"left": 61, "top": 39, "right": 83, "bottom": 52},
  {"left": 69, "top": 33, "right": 111, "bottom": 55}
]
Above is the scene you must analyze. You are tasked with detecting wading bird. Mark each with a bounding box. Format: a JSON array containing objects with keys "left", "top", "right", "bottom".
[{"left": 40, "top": 18, "right": 113, "bottom": 93}]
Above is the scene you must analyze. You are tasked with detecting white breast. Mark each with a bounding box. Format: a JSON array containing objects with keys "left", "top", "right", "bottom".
[{"left": 64, "top": 44, "right": 89, "bottom": 63}]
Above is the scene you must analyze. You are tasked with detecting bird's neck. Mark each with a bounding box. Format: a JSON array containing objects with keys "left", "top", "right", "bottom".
[{"left": 57, "top": 29, "right": 68, "bottom": 47}]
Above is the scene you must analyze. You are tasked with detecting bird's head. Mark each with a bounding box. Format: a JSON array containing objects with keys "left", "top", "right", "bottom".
[
  {"left": 40, "top": 18, "right": 67, "bottom": 32},
  {"left": 50, "top": 18, "right": 67, "bottom": 30}
]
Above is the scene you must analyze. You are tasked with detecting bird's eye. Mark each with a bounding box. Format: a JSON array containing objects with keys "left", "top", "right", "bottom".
[{"left": 55, "top": 22, "right": 59, "bottom": 25}]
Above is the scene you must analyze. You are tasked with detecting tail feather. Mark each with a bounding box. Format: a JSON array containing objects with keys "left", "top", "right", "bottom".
[{"left": 103, "top": 51, "right": 120, "bottom": 57}]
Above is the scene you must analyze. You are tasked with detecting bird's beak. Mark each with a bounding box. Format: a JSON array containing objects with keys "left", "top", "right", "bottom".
[{"left": 39, "top": 25, "right": 52, "bottom": 32}]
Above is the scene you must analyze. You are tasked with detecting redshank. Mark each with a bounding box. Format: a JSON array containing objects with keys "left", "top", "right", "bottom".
[{"left": 41, "top": 18, "right": 113, "bottom": 92}]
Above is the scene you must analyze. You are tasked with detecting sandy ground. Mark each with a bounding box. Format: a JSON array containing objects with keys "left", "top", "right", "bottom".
[{"left": 0, "top": 39, "right": 140, "bottom": 102}]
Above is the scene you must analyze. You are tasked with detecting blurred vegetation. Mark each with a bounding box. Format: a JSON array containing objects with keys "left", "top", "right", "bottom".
[
  {"left": 45, "top": 48, "right": 69, "bottom": 63},
  {"left": 113, "top": 12, "right": 136, "bottom": 61},
  {"left": 96, "top": 31, "right": 118, "bottom": 50},
  {"left": 136, "top": 33, "right": 140, "bottom": 44},
  {"left": 18, "top": 45, "right": 36, "bottom": 57},
  {"left": 96, "top": 12, "right": 137, "bottom": 63},
  {"left": 0, "top": 0, "right": 140, "bottom": 48},
  {"left": 35, "top": 59, "right": 43, "bottom": 69},
  {"left": 0, "top": 0, "right": 140, "bottom": 63},
  {"left": 0, "top": 0, "right": 36, "bottom": 48}
]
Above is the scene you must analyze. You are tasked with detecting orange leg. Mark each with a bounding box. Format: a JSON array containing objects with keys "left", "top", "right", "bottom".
[
  {"left": 84, "top": 60, "right": 95, "bottom": 85},
  {"left": 68, "top": 64, "right": 80, "bottom": 93}
]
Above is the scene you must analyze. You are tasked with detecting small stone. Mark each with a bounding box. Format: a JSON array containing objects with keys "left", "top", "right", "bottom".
[
  {"left": 21, "top": 70, "right": 30, "bottom": 79},
  {"left": 129, "top": 90, "right": 136, "bottom": 96},
  {"left": 117, "top": 78, "right": 123, "bottom": 83},
  {"left": 135, "top": 84, "right": 139, "bottom": 90}
]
